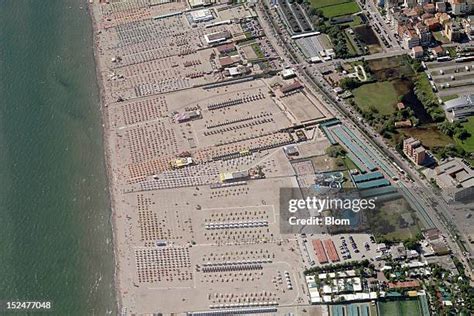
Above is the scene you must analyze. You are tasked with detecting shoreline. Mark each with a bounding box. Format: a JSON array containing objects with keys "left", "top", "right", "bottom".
[{"left": 87, "top": 2, "right": 122, "bottom": 314}]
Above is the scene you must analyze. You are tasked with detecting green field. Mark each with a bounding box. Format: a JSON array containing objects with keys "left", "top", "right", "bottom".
[
  {"left": 309, "top": 0, "right": 351, "bottom": 8},
  {"left": 251, "top": 43, "right": 265, "bottom": 59},
  {"left": 455, "top": 116, "right": 474, "bottom": 152},
  {"left": 367, "top": 198, "right": 421, "bottom": 241},
  {"left": 344, "top": 30, "right": 359, "bottom": 55},
  {"left": 320, "top": 1, "right": 361, "bottom": 17},
  {"left": 401, "top": 125, "right": 454, "bottom": 149},
  {"left": 378, "top": 299, "right": 422, "bottom": 316},
  {"left": 352, "top": 81, "right": 399, "bottom": 115}
]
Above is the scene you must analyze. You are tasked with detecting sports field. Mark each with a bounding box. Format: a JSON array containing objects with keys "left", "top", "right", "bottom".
[
  {"left": 378, "top": 299, "right": 422, "bottom": 316},
  {"left": 320, "top": 2, "right": 361, "bottom": 17},
  {"left": 309, "top": 0, "right": 351, "bottom": 8},
  {"left": 309, "top": 0, "right": 361, "bottom": 18}
]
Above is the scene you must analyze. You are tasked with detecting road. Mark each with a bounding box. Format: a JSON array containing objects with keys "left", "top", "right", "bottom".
[
  {"left": 257, "top": 1, "right": 472, "bottom": 276},
  {"left": 313, "top": 48, "right": 406, "bottom": 70},
  {"left": 355, "top": 0, "right": 401, "bottom": 51}
]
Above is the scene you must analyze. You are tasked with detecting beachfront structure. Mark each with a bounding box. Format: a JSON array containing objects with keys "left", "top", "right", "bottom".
[
  {"left": 216, "top": 43, "right": 236, "bottom": 54},
  {"left": 219, "top": 170, "right": 249, "bottom": 183},
  {"left": 443, "top": 94, "right": 474, "bottom": 122},
  {"left": 175, "top": 110, "right": 202, "bottom": 123},
  {"left": 171, "top": 157, "right": 194, "bottom": 169},
  {"left": 188, "top": 0, "right": 215, "bottom": 8},
  {"left": 204, "top": 30, "right": 232, "bottom": 45},
  {"left": 277, "top": 80, "right": 304, "bottom": 96},
  {"left": 188, "top": 8, "right": 214, "bottom": 23}
]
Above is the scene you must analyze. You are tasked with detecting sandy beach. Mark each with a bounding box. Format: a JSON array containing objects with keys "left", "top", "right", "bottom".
[
  {"left": 88, "top": 3, "right": 123, "bottom": 313},
  {"left": 87, "top": 0, "right": 332, "bottom": 314}
]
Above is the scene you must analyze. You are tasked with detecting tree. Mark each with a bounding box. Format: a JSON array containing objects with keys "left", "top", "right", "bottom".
[
  {"left": 403, "top": 238, "right": 419, "bottom": 250},
  {"left": 340, "top": 78, "right": 362, "bottom": 90},
  {"left": 369, "top": 105, "right": 379, "bottom": 114},
  {"left": 438, "top": 121, "right": 459, "bottom": 137},
  {"left": 456, "top": 128, "right": 470, "bottom": 141},
  {"left": 326, "top": 145, "right": 347, "bottom": 158},
  {"left": 411, "top": 59, "right": 423, "bottom": 72}
]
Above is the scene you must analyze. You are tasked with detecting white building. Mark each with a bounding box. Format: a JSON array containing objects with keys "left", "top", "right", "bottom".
[
  {"left": 443, "top": 94, "right": 474, "bottom": 122},
  {"left": 188, "top": 0, "right": 214, "bottom": 8},
  {"left": 189, "top": 8, "right": 214, "bottom": 23},
  {"left": 281, "top": 68, "right": 296, "bottom": 79}
]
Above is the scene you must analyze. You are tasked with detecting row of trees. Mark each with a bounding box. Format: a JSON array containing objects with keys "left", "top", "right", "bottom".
[
  {"left": 408, "top": 58, "right": 446, "bottom": 123},
  {"left": 433, "top": 121, "right": 471, "bottom": 160},
  {"left": 325, "top": 145, "right": 347, "bottom": 158},
  {"left": 413, "top": 75, "right": 445, "bottom": 122},
  {"left": 345, "top": 93, "right": 419, "bottom": 140},
  {"left": 438, "top": 120, "right": 471, "bottom": 140}
]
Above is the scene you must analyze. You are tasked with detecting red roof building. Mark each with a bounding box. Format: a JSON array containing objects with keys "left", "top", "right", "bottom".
[
  {"left": 280, "top": 80, "right": 304, "bottom": 94},
  {"left": 323, "top": 239, "right": 340, "bottom": 262},
  {"left": 312, "top": 239, "right": 328, "bottom": 264},
  {"left": 216, "top": 43, "right": 236, "bottom": 54}
]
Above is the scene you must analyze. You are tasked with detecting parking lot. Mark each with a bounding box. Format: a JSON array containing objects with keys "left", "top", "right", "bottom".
[
  {"left": 295, "top": 35, "right": 333, "bottom": 59},
  {"left": 300, "top": 233, "right": 379, "bottom": 268},
  {"left": 425, "top": 60, "right": 474, "bottom": 98}
]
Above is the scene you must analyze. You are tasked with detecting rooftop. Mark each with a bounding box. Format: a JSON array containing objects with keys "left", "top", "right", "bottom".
[
  {"left": 435, "top": 157, "right": 474, "bottom": 188},
  {"left": 444, "top": 94, "right": 474, "bottom": 111}
]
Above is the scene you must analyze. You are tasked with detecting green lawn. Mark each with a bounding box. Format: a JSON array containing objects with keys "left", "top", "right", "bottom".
[
  {"left": 400, "top": 299, "right": 422, "bottom": 315},
  {"left": 343, "top": 155, "right": 359, "bottom": 171},
  {"left": 416, "top": 73, "right": 438, "bottom": 105},
  {"left": 251, "top": 43, "right": 265, "bottom": 59},
  {"left": 352, "top": 81, "right": 398, "bottom": 115},
  {"left": 309, "top": 0, "right": 351, "bottom": 8},
  {"left": 317, "top": 34, "right": 333, "bottom": 50},
  {"left": 433, "top": 31, "right": 450, "bottom": 44},
  {"left": 344, "top": 14, "right": 363, "bottom": 27},
  {"left": 447, "top": 47, "right": 457, "bottom": 58},
  {"left": 455, "top": 116, "right": 474, "bottom": 152},
  {"left": 342, "top": 170, "right": 355, "bottom": 188},
  {"left": 367, "top": 197, "right": 421, "bottom": 241},
  {"left": 320, "top": 1, "right": 361, "bottom": 18},
  {"left": 344, "top": 30, "right": 359, "bottom": 55},
  {"left": 441, "top": 94, "right": 459, "bottom": 102}
]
